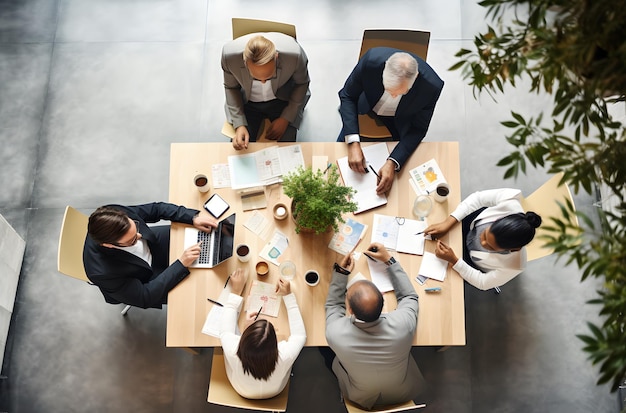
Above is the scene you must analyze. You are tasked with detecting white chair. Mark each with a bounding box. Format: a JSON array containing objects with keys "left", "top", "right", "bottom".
[
  {"left": 344, "top": 398, "right": 426, "bottom": 413},
  {"left": 357, "top": 29, "right": 431, "bottom": 139},
  {"left": 57, "top": 206, "right": 131, "bottom": 316},
  {"left": 207, "top": 348, "right": 289, "bottom": 412}
]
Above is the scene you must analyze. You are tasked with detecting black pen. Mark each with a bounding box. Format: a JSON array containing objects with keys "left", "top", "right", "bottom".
[
  {"left": 368, "top": 164, "right": 381, "bottom": 180},
  {"left": 254, "top": 306, "right": 263, "bottom": 321},
  {"left": 207, "top": 298, "right": 223, "bottom": 307},
  {"left": 224, "top": 275, "right": 231, "bottom": 289}
]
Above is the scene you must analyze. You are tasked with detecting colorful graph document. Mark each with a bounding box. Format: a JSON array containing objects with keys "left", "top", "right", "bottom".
[
  {"left": 228, "top": 144, "right": 305, "bottom": 189},
  {"left": 408, "top": 158, "right": 447, "bottom": 195},
  {"left": 246, "top": 280, "right": 281, "bottom": 317},
  {"left": 328, "top": 218, "right": 368, "bottom": 255}
]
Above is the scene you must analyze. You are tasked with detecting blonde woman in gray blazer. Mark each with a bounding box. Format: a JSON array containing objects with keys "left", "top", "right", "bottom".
[{"left": 221, "top": 32, "right": 310, "bottom": 149}]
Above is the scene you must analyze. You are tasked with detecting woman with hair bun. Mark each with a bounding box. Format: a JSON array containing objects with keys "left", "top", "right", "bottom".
[{"left": 424, "top": 188, "right": 542, "bottom": 291}]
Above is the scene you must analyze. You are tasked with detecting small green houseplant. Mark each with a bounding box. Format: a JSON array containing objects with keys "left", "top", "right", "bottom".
[{"left": 282, "top": 165, "right": 357, "bottom": 234}]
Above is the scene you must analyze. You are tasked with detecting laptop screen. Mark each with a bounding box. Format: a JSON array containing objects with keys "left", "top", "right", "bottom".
[{"left": 216, "top": 213, "right": 236, "bottom": 264}]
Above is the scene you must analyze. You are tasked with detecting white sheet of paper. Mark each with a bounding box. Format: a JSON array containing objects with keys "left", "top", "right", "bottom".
[
  {"left": 259, "top": 230, "right": 289, "bottom": 266},
  {"left": 211, "top": 164, "right": 231, "bottom": 188},
  {"left": 201, "top": 287, "right": 232, "bottom": 338},
  {"left": 418, "top": 252, "right": 449, "bottom": 282},
  {"left": 396, "top": 219, "right": 428, "bottom": 255},
  {"left": 244, "top": 211, "right": 273, "bottom": 241},
  {"left": 371, "top": 214, "right": 400, "bottom": 250},
  {"left": 367, "top": 258, "right": 394, "bottom": 293}
]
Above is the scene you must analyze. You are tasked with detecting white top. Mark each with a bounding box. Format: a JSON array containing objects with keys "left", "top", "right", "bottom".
[
  {"left": 449, "top": 188, "right": 527, "bottom": 290},
  {"left": 249, "top": 78, "right": 277, "bottom": 102},
  {"left": 115, "top": 238, "right": 152, "bottom": 266},
  {"left": 372, "top": 90, "right": 402, "bottom": 116},
  {"left": 219, "top": 292, "right": 306, "bottom": 399}
]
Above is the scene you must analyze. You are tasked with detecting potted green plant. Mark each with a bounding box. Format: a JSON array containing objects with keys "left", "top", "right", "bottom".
[{"left": 282, "top": 165, "right": 357, "bottom": 234}]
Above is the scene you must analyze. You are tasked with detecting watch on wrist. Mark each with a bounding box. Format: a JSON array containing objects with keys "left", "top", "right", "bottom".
[
  {"left": 385, "top": 257, "right": 397, "bottom": 266},
  {"left": 333, "top": 262, "right": 351, "bottom": 275}
]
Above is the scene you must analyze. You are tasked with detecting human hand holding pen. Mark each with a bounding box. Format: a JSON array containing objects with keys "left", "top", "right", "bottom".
[
  {"left": 180, "top": 241, "right": 202, "bottom": 267},
  {"left": 347, "top": 142, "right": 368, "bottom": 174},
  {"left": 375, "top": 161, "right": 396, "bottom": 195},
  {"left": 424, "top": 216, "right": 458, "bottom": 239},
  {"left": 363, "top": 242, "right": 392, "bottom": 263},
  {"left": 228, "top": 268, "right": 247, "bottom": 296},
  {"left": 339, "top": 250, "right": 356, "bottom": 272},
  {"left": 275, "top": 278, "right": 291, "bottom": 295},
  {"left": 434, "top": 240, "right": 459, "bottom": 264}
]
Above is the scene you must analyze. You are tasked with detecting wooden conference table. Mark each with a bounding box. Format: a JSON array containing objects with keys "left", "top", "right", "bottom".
[{"left": 167, "top": 142, "right": 465, "bottom": 348}]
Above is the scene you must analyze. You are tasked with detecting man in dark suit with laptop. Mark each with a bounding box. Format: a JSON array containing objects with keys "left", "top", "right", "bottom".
[
  {"left": 83, "top": 202, "right": 216, "bottom": 309},
  {"left": 338, "top": 47, "right": 444, "bottom": 195}
]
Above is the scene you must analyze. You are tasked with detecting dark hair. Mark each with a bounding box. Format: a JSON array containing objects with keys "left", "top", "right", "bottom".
[
  {"left": 237, "top": 319, "right": 279, "bottom": 380},
  {"left": 490, "top": 212, "right": 542, "bottom": 249},
  {"left": 88, "top": 206, "right": 131, "bottom": 245},
  {"left": 348, "top": 281, "right": 384, "bottom": 322}
]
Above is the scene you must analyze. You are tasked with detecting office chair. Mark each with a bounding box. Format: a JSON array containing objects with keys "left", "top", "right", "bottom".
[
  {"left": 357, "top": 29, "right": 431, "bottom": 139},
  {"left": 494, "top": 172, "right": 578, "bottom": 294},
  {"left": 207, "top": 348, "right": 290, "bottom": 412},
  {"left": 57, "top": 206, "right": 131, "bottom": 316},
  {"left": 221, "top": 18, "right": 299, "bottom": 142},
  {"left": 521, "top": 172, "right": 578, "bottom": 261},
  {"left": 343, "top": 397, "right": 426, "bottom": 413}
]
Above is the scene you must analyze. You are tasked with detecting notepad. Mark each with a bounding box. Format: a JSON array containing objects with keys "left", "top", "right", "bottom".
[
  {"left": 418, "top": 252, "right": 448, "bottom": 282},
  {"left": 371, "top": 214, "right": 428, "bottom": 256},
  {"left": 246, "top": 280, "right": 281, "bottom": 318},
  {"left": 336, "top": 142, "right": 389, "bottom": 213}
]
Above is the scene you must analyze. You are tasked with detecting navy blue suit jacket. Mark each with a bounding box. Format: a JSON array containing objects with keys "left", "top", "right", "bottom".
[
  {"left": 83, "top": 203, "right": 199, "bottom": 309},
  {"left": 339, "top": 47, "right": 444, "bottom": 168}
]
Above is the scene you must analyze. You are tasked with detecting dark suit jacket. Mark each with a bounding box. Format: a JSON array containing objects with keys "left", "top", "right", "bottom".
[
  {"left": 83, "top": 203, "right": 199, "bottom": 309},
  {"left": 339, "top": 47, "right": 444, "bottom": 168}
]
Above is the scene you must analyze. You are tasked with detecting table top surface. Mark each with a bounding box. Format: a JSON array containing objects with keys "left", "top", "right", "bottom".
[{"left": 167, "top": 141, "right": 465, "bottom": 347}]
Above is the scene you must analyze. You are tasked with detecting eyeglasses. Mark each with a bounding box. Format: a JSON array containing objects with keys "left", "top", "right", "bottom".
[{"left": 113, "top": 220, "right": 141, "bottom": 247}]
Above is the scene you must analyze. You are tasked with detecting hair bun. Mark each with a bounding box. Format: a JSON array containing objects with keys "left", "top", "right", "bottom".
[{"left": 525, "top": 211, "right": 542, "bottom": 228}]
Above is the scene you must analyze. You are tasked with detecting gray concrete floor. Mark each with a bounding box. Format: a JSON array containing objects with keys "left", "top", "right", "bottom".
[{"left": 0, "top": 0, "right": 618, "bottom": 412}]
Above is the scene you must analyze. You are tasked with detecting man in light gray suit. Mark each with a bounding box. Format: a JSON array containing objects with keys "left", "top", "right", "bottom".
[
  {"left": 325, "top": 242, "right": 426, "bottom": 410},
  {"left": 221, "top": 32, "right": 310, "bottom": 150}
]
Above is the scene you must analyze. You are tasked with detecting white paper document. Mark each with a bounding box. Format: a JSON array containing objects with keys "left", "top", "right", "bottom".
[
  {"left": 259, "top": 230, "right": 289, "bottom": 266},
  {"left": 201, "top": 287, "right": 233, "bottom": 338},
  {"left": 408, "top": 158, "right": 448, "bottom": 195},
  {"left": 336, "top": 142, "right": 389, "bottom": 213},
  {"left": 246, "top": 280, "right": 281, "bottom": 318},
  {"left": 367, "top": 258, "right": 394, "bottom": 293},
  {"left": 418, "top": 252, "right": 449, "bottom": 282},
  {"left": 371, "top": 214, "right": 428, "bottom": 255},
  {"left": 228, "top": 144, "right": 305, "bottom": 189}
]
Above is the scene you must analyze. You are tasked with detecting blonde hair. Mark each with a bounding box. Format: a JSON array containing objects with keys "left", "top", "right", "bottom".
[{"left": 243, "top": 36, "right": 277, "bottom": 65}]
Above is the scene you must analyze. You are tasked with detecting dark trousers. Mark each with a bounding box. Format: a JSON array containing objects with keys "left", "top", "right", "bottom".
[
  {"left": 245, "top": 99, "right": 297, "bottom": 142},
  {"left": 336, "top": 111, "right": 399, "bottom": 142}
]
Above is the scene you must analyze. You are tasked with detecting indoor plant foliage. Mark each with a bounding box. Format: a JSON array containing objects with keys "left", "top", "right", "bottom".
[
  {"left": 451, "top": 0, "right": 626, "bottom": 391},
  {"left": 282, "top": 165, "right": 357, "bottom": 234}
]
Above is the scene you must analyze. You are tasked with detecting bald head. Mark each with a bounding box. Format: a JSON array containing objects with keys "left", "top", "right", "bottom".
[{"left": 347, "top": 280, "right": 384, "bottom": 322}]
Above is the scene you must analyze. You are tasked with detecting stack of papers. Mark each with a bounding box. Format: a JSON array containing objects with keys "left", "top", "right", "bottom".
[
  {"left": 408, "top": 158, "right": 447, "bottom": 195},
  {"left": 228, "top": 144, "right": 305, "bottom": 189},
  {"left": 371, "top": 214, "right": 428, "bottom": 256},
  {"left": 201, "top": 286, "right": 233, "bottom": 338},
  {"left": 328, "top": 218, "right": 368, "bottom": 255},
  {"left": 336, "top": 142, "right": 389, "bottom": 213}
]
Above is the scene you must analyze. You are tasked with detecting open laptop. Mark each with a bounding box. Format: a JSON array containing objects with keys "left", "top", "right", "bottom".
[{"left": 183, "top": 213, "right": 236, "bottom": 268}]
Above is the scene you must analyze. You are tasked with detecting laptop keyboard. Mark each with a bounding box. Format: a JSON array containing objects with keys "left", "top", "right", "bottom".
[{"left": 196, "top": 231, "right": 217, "bottom": 265}]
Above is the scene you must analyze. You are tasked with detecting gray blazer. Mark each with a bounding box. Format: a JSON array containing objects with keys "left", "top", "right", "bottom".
[
  {"left": 221, "top": 32, "right": 310, "bottom": 129},
  {"left": 325, "top": 262, "right": 425, "bottom": 409}
]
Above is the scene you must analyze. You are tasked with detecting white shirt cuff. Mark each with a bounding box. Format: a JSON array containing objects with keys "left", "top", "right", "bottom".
[
  {"left": 345, "top": 134, "right": 360, "bottom": 144},
  {"left": 388, "top": 157, "right": 400, "bottom": 171}
]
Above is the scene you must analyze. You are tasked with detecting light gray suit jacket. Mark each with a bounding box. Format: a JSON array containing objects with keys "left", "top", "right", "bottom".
[
  {"left": 325, "top": 262, "right": 424, "bottom": 409},
  {"left": 221, "top": 32, "right": 310, "bottom": 129}
]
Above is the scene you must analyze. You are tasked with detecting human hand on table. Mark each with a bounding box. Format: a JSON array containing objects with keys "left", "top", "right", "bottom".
[
  {"left": 265, "top": 117, "right": 289, "bottom": 140},
  {"left": 192, "top": 213, "right": 217, "bottom": 233},
  {"left": 363, "top": 242, "right": 392, "bottom": 263},
  {"left": 229, "top": 268, "right": 247, "bottom": 296},
  {"left": 232, "top": 126, "right": 250, "bottom": 150},
  {"left": 275, "top": 278, "right": 291, "bottom": 295},
  {"left": 375, "top": 161, "right": 396, "bottom": 195},
  {"left": 180, "top": 242, "right": 201, "bottom": 267},
  {"left": 435, "top": 240, "right": 458, "bottom": 264},
  {"left": 347, "top": 142, "right": 367, "bottom": 174},
  {"left": 424, "top": 216, "right": 458, "bottom": 239},
  {"left": 339, "top": 251, "right": 356, "bottom": 272}
]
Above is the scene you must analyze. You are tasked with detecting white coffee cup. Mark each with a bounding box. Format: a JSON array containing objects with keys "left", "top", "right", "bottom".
[
  {"left": 279, "top": 261, "right": 296, "bottom": 281},
  {"left": 433, "top": 182, "right": 450, "bottom": 203},
  {"left": 304, "top": 270, "right": 320, "bottom": 287},
  {"left": 235, "top": 244, "right": 250, "bottom": 262},
  {"left": 194, "top": 174, "right": 210, "bottom": 193}
]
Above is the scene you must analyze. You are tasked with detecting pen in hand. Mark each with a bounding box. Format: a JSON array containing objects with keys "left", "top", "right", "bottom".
[
  {"left": 254, "top": 306, "right": 263, "bottom": 321},
  {"left": 224, "top": 275, "right": 231, "bottom": 289},
  {"left": 368, "top": 164, "right": 381, "bottom": 180}
]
